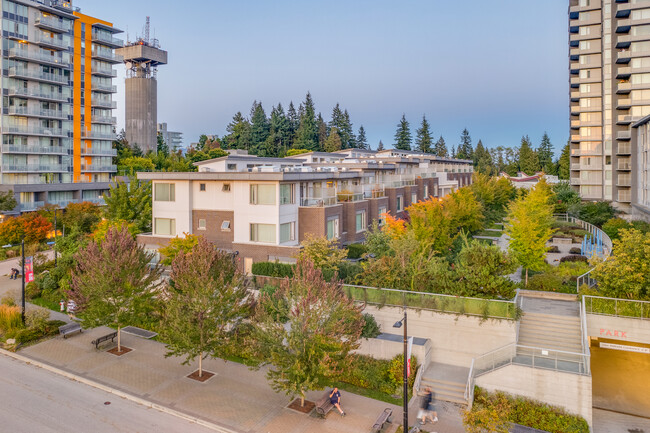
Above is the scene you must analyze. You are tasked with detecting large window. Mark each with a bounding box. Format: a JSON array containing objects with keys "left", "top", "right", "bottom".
[
  {"left": 326, "top": 217, "right": 339, "bottom": 240},
  {"left": 411, "top": 193, "right": 417, "bottom": 204},
  {"left": 280, "top": 222, "right": 295, "bottom": 243},
  {"left": 250, "top": 184, "right": 276, "bottom": 205},
  {"left": 250, "top": 223, "right": 276, "bottom": 243},
  {"left": 396, "top": 195, "right": 404, "bottom": 212},
  {"left": 154, "top": 218, "right": 176, "bottom": 236},
  {"left": 279, "top": 183, "right": 295, "bottom": 205},
  {"left": 154, "top": 183, "right": 175, "bottom": 201},
  {"left": 355, "top": 211, "right": 366, "bottom": 233},
  {"left": 378, "top": 206, "right": 387, "bottom": 225}
]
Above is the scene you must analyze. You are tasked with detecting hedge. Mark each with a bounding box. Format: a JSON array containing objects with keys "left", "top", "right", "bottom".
[
  {"left": 347, "top": 243, "right": 367, "bottom": 259},
  {"left": 251, "top": 262, "right": 294, "bottom": 278}
]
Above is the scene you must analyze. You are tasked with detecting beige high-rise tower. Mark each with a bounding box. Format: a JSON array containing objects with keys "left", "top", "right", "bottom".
[{"left": 568, "top": 0, "right": 650, "bottom": 210}]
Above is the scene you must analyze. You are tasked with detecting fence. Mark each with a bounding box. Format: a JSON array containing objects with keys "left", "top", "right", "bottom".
[{"left": 583, "top": 295, "right": 650, "bottom": 319}]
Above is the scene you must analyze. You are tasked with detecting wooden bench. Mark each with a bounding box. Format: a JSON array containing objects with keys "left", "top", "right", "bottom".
[
  {"left": 91, "top": 331, "right": 118, "bottom": 349},
  {"left": 315, "top": 390, "right": 335, "bottom": 418},
  {"left": 59, "top": 322, "right": 82, "bottom": 339},
  {"left": 371, "top": 408, "right": 393, "bottom": 432}
]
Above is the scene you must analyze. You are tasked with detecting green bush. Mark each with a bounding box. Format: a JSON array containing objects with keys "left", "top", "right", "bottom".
[
  {"left": 251, "top": 261, "right": 294, "bottom": 278},
  {"left": 387, "top": 354, "right": 417, "bottom": 390},
  {"left": 25, "top": 282, "right": 42, "bottom": 301},
  {"left": 527, "top": 273, "right": 565, "bottom": 292},
  {"left": 569, "top": 247, "right": 582, "bottom": 254},
  {"left": 339, "top": 354, "right": 397, "bottom": 395},
  {"left": 347, "top": 243, "right": 367, "bottom": 259},
  {"left": 547, "top": 245, "right": 560, "bottom": 253},
  {"left": 560, "top": 255, "right": 588, "bottom": 263},
  {"left": 361, "top": 313, "right": 381, "bottom": 339},
  {"left": 25, "top": 309, "right": 49, "bottom": 332}
]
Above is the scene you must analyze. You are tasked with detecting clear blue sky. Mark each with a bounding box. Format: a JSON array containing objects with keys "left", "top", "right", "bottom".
[{"left": 77, "top": 0, "right": 569, "bottom": 156}]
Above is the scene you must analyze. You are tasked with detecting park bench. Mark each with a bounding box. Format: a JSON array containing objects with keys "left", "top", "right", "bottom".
[
  {"left": 371, "top": 408, "right": 393, "bottom": 432},
  {"left": 59, "top": 322, "right": 82, "bottom": 339},
  {"left": 315, "top": 390, "right": 335, "bottom": 418},
  {"left": 91, "top": 331, "right": 118, "bottom": 349}
]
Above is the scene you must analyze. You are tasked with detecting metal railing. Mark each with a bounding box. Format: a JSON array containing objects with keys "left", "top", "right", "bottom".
[
  {"left": 8, "top": 67, "right": 68, "bottom": 84},
  {"left": 3, "top": 145, "right": 70, "bottom": 154},
  {"left": 299, "top": 196, "right": 336, "bottom": 207},
  {"left": 580, "top": 297, "right": 591, "bottom": 375},
  {"left": 583, "top": 295, "right": 650, "bottom": 319},
  {"left": 35, "top": 16, "right": 70, "bottom": 32},
  {"left": 464, "top": 359, "right": 475, "bottom": 408},
  {"left": 7, "top": 106, "right": 67, "bottom": 119}
]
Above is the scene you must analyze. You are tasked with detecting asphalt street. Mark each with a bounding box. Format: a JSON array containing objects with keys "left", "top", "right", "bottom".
[{"left": 0, "top": 353, "right": 217, "bottom": 433}]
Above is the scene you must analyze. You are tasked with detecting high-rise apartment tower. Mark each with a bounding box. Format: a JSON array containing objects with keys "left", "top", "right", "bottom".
[
  {"left": 0, "top": 0, "right": 121, "bottom": 212},
  {"left": 569, "top": 0, "right": 650, "bottom": 211}
]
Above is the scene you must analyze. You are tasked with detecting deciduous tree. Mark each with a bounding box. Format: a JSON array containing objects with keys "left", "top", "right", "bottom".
[
  {"left": 0, "top": 190, "right": 17, "bottom": 212},
  {"left": 159, "top": 233, "right": 200, "bottom": 265},
  {"left": 298, "top": 234, "right": 347, "bottom": 272}
]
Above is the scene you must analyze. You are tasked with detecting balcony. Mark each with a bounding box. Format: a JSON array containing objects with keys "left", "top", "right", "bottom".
[
  {"left": 2, "top": 125, "right": 67, "bottom": 137},
  {"left": 570, "top": 178, "right": 580, "bottom": 185},
  {"left": 7, "top": 106, "right": 67, "bottom": 120},
  {"left": 572, "top": 148, "right": 602, "bottom": 156},
  {"left": 34, "top": 34, "right": 67, "bottom": 50},
  {"left": 90, "top": 97, "right": 117, "bottom": 109},
  {"left": 90, "top": 115, "right": 117, "bottom": 125},
  {"left": 616, "top": 114, "right": 633, "bottom": 125},
  {"left": 80, "top": 147, "right": 117, "bottom": 156},
  {"left": 571, "top": 134, "right": 582, "bottom": 142},
  {"left": 80, "top": 164, "right": 117, "bottom": 172},
  {"left": 19, "top": 201, "right": 45, "bottom": 212},
  {"left": 571, "top": 91, "right": 580, "bottom": 101},
  {"left": 616, "top": 50, "right": 631, "bottom": 63},
  {"left": 91, "top": 32, "right": 123, "bottom": 48},
  {"left": 82, "top": 197, "right": 106, "bottom": 206},
  {"left": 617, "top": 191, "right": 632, "bottom": 203},
  {"left": 8, "top": 47, "right": 71, "bottom": 69},
  {"left": 90, "top": 49, "right": 123, "bottom": 64},
  {"left": 363, "top": 185, "right": 386, "bottom": 199},
  {"left": 91, "top": 82, "right": 117, "bottom": 93},
  {"left": 8, "top": 67, "right": 68, "bottom": 85},
  {"left": 616, "top": 82, "right": 631, "bottom": 93},
  {"left": 618, "top": 161, "right": 632, "bottom": 170},
  {"left": 617, "top": 176, "right": 632, "bottom": 187},
  {"left": 34, "top": 16, "right": 70, "bottom": 33},
  {"left": 2, "top": 163, "right": 68, "bottom": 173},
  {"left": 7, "top": 88, "right": 68, "bottom": 102},
  {"left": 48, "top": 199, "right": 78, "bottom": 207},
  {"left": 2, "top": 145, "right": 70, "bottom": 155},
  {"left": 616, "top": 130, "right": 632, "bottom": 140},
  {"left": 616, "top": 66, "right": 631, "bottom": 78},
  {"left": 81, "top": 130, "right": 116, "bottom": 141},
  {"left": 90, "top": 64, "right": 117, "bottom": 77},
  {"left": 617, "top": 98, "right": 632, "bottom": 109},
  {"left": 617, "top": 143, "right": 632, "bottom": 154}
]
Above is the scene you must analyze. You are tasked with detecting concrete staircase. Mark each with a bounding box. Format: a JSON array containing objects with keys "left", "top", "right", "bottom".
[
  {"left": 517, "top": 312, "right": 582, "bottom": 354},
  {"left": 419, "top": 362, "right": 469, "bottom": 405}
]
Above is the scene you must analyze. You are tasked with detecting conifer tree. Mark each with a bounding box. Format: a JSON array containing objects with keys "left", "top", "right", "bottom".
[
  {"left": 537, "top": 132, "right": 555, "bottom": 174},
  {"left": 324, "top": 127, "right": 343, "bottom": 152},
  {"left": 377, "top": 140, "right": 385, "bottom": 151},
  {"left": 451, "top": 145, "right": 457, "bottom": 158},
  {"left": 294, "top": 92, "right": 318, "bottom": 150},
  {"left": 557, "top": 141, "right": 571, "bottom": 180},
  {"left": 457, "top": 128, "right": 473, "bottom": 160},
  {"left": 317, "top": 113, "right": 328, "bottom": 152},
  {"left": 518, "top": 135, "right": 540, "bottom": 175},
  {"left": 415, "top": 115, "right": 433, "bottom": 153},
  {"left": 250, "top": 101, "right": 270, "bottom": 154},
  {"left": 434, "top": 135, "right": 448, "bottom": 157},
  {"left": 287, "top": 102, "right": 299, "bottom": 147},
  {"left": 342, "top": 110, "right": 356, "bottom": 148},
  {"left": 473, "top": 139, "right": 493, "bottom": 174},
  {"left": 357, "top": 125, "right": 368, "bottom": 150},
  {"left": 394, "top": 114, "right": 412, "bottom": 150},
  {"left": 225, "top": 112, "right": 252, "bottom": 151}
]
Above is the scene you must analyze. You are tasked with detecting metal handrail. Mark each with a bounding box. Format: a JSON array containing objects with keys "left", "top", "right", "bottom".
[
  {"left": 583, "top": 295, "right": 650, "bottom": 320},
  {"left": 580, "top": 297, "right": 591, "bottom": 375},
  {"left": 464, "top": 358, "right": 475, "bottom": 402}
]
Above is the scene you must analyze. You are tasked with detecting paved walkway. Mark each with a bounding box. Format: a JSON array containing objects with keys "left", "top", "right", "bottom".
[{"left": 593, "top": 408, "right": 650, "bottom": 433}]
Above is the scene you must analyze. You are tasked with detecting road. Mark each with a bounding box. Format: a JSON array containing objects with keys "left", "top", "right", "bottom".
[
  {"left": 0, "top": 353, "right": 218, "bottom": 433},
  {"left": 0, "top": 250, "right": 55, "bottom": 278}
]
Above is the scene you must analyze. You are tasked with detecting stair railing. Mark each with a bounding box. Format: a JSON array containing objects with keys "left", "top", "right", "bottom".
[{"left": 464, "top": 358, "right": 475, "bottom": 409}]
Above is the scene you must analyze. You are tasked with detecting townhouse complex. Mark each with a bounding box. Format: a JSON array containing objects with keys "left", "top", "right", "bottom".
[
  {"left": 1, "top": 0, "right": 120, "bottom": 212},
  {"left": 138, "top": 149, "right": 473, "bottom": 272},
  {"left": 569, "top": 0, "right": 650, "bottom": 221}
]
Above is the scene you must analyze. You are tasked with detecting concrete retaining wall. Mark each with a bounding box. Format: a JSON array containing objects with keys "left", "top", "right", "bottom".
[
  {"left": 364, "top": 305, "right": 516, "bottom": 367},
  {"left": 354, "top": 335, "right": 431, "bottom": 366},
  {"left": 587, "top": 314, "right": 650, "bottom": 345},
  {"left": 475, "top": 365, "right": 592, "bottom": 428}
]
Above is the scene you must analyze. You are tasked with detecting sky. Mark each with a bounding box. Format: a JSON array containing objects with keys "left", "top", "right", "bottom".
[{"left": 76, "top": 0, "right": 569, "bottom": 156}]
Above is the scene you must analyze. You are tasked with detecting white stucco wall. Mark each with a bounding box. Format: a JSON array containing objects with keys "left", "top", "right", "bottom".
[{"left": 152, "top": 180, "right": 192, "bottom": 237}]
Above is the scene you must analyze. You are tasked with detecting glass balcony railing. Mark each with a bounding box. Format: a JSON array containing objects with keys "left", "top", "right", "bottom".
[
  {"left": 2, "top": 145, "right": 70, "bottom": 154},
  {"left": 90, "top": 98, "right": 117, "bottom": 109},
  {"left": 91, "top": 81, "right": 117, "bottom": 93},
  {"left": 300, "top": 196, "right": 336, "bottom": 207},
  {"left": 2, "top": 163, "right": 68, "bottom": 172},
  {"left": 8, "top": 67, "right": 68, "bottom": 84},
  {"left": 3, "top": 125, "right": 67, "bottom": 137},
  {"left": 20, "top": 201, "right": 45, "bottom": 212},
  {"left": 80, "top": 164, "right": 117, "bottom": 172},
  {"left": 34, "top": 34, "right": 68, "bottom": 49},
  {"left": 91, "top": 32, "right": 124, "bottom": 47},
  {"left": 80, "top": 147, "right": 117, "bottom": 156},
  {"left": 90, "top": 62, "right": 118, "bottom": 77},
  {"left": 91, "top": 49, "right": 123, "bottom": 63},
  {"left": 48, "top": 199, "right": 78, "bottom": 207},
  {"left": 81, "top": 130, "right": 116, "bottom": 140},
  {"left": 90, "top": 115, "right": 117, "bottom": 124},
  {"left": 35, "top": 16, "right": 70, "bottom": 32},
  {"left": 7, "top": 87, "right": 69, "bottom": 101},
  {"left": 8, "top": 47, "right": 71, "bottom": 68},
  {"left": 7, "top": 106, "right": 67, "bottom": 119}
]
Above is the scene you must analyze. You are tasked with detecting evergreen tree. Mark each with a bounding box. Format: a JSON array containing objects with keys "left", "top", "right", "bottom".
[
  {"left": 287, "top": 102, "right": 299, "bottom": 147},
  {"left": 457, "top": 128, "right": 473, "bottom": 160},
  {"left": 329, "top": 104, "right": 355, "bottom": 149},
  {"left": 261, "top": 104, "right": 289, "bottom": 157},
  {"left": 434, "top": 135, "right": 448, "bottom": 157},
  {"left": 225, "top": 112, "right": 252, "bottom": 151},
  {"left": 324, "top": 127, "right": 343, "bottom": 153},
  {"left": 342, "top": 110, "right": 356, "bottom": 148},
  {"left": 451, "top": 145, "right": 457, "bottom": 158},
  {"left": 518, "top": 135, "right": 540, "bottom": 175},
  {"left": 250, "top": 101, "right": 270, "bottom": 154},
  {"left": 156, "top": 132, "right": 169, "bottom": 157},
  {"left": 537, "top": 132, "right": 555, "bottom": 174},
  {"left": 394, "top": 114, "right": 412, "bottom": 150},
  {"left": 473, "top": 139, "right": 493, "bottom": 174},
  {"left": 294, "top": 92, "right": 318, "bottom": 150},
  {"left": 415, "top": 115, "right": 433, "bottom": 153},
  {"left": 377, "top": 140, "right": 385, "bottom": 151},
  {"left": 317, "top": 113, "right": 328, "bottom": 152},
  {"left": 357, "top": 125, "right": 368, "bottom": 150},
  {"left": 504, "top": 147, "right": 519, "bottom": 176},
  {"left": 557, "top": 141, "right": 571, "bottom": 180},
  {"left": 491, "top": 146, "right": 506, "bottom": 174}
]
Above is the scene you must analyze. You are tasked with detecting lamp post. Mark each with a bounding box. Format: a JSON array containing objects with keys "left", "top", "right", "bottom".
[
  {"left": 53, "top": 207, "right": 57, "bottom": 267},
  {"left": 393, "top": 309, "right": 408, "bottom": 432},
  {"left": 21, "top": 236, "right": 25, "bottom": 324}
]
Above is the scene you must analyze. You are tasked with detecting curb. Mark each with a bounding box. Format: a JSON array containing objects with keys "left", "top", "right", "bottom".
[{"left": 0, "top": 348, "right": 240, "bottom": 433}]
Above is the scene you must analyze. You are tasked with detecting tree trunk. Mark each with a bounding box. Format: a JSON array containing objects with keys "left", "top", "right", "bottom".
[
  {"left": 525, "top": 268, "right": 529, "bottom": 286},
  {"left": 199, "top": 351, "right": 203, "bottom": 378},
  {"left": 300, "top": 389, "right": 305, "bottom": 407},
  {"left": 117, "top": 325, "right": 121, "bottom": 352}
]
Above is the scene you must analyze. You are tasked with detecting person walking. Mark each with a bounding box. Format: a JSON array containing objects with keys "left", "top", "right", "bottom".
[
  {"left": 66, "top": 299, "right": 76, "bottom": 318},
  {"left": 329, "top": 387, "right": 346, "bottom": 416},
  {"left": 419, "top": 387, "right": 438, "bottom": 425}
]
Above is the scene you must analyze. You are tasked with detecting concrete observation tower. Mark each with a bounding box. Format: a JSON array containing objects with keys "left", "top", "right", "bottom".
[{"left": 115, "top": 17, "right": 167, "bottom": 153}]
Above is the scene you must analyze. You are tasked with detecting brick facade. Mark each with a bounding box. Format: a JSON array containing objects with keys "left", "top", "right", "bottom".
[{"left": 192, "top": 210, "right": 235, "bottom": 248}]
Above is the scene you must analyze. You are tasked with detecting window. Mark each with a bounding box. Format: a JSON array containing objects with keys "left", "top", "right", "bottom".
[
  {"left": 424, "top": 185, "right": 429, "bottom": 198},
  {"left": 396, "top": 196, "right": 404, "bottom": 212},
  {"left": 199, "top": 183, "right": 206, "bottom": 191},
  {"left": 250, "top": 223, "right": 276, "bottom": 243},
  {"left": 378, "top": 206, "right": 387, "bottom": 225},
  {"left": 280, "top": 222, "right": 295, "bottom": 243},
  {"left": 222, "top": 183, "right": 231, "bottom": 192},
  {"left": 154, "top": 183, "right": 175, "bottom": 201},
  {"left": 355, "top": 211, "right": 367, "bottom": 233},
  {"left": 198, "top": 218, "right": 206, "bottom": 230},
  {"left": 326, "top": 217, "right": 339, "bottom": 240},
  {"left": 250, "top": 184, "right": 276, "bottom": 205},
  {"left": 411, "top": 193, "right": 417, "bottom": 204},
  {"left": 154, "top": 218, "right": 176, "bottom": 236},
  {"left": 227, "top": 163, "right": 236, "bottom": 170},
  {"left": 221, "top": 220, "right": 231, "bottom": 231},
  {"left": 279, "top": 183, "right": 295, "bottom": 205}
]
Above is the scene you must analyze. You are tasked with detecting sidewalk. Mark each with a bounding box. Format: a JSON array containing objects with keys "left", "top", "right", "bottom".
[{"left": 19, "top": 326, "right": 452, "bottom": 433}]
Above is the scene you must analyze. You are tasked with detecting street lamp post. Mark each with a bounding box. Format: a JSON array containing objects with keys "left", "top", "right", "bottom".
[
  {"left": 21, "top": 236, "right": 25, "bottom": 324},
  {"left": 393, "top": 309, "right": 408, "bottom": 432},
  {"left": 53, "top": 208, "right": 57, "bottom": 267}
]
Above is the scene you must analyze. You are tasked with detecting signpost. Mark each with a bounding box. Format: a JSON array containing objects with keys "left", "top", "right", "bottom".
[{"left": 24, "top": 256, "right": 34, "bottom": 283}]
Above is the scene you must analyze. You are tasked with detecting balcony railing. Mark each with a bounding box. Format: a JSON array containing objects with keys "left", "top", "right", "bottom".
[
  {"left": 618, "top": 161, "right": 632, "bottom": 170},
  {"left": 90, "top": 63, "right": 118, "bottom": 77},
  {"left": 337, "top": 192, "right": 364, "bottom": 203},
  {"left": 300, "top": 196, "right": 336, "bottom": 207},
  {"left": 617, "top": 144, "right": 632, "bottom": 154},
  {"left": 91, "top": 32, "right": 124, "bottom": 48},
  {"left": 7, "top": 106, "right": 67, "bottom": 119},
  {"left": 34, "top": 34, "right": 68, "bottom": 50},
  {"left": 19, "top": 201, "right": 45, "bottom": 212},
  {"left": 48, "top": 199, "right": 78, "bottom": 207},
  {"left": 2, "top": 163, "right": 68, "bottom": 172},
  {"left": 7, "top": 88, "right": 69, "bottom": 102},
  {"left": 8, "top": 47, "right": 71, "bottom": 68},
  {"left": 91, "top": 82, "right": 117, "bottom": 93},
  {"left": 91, "top": 49, "right": 123, "bottom": 63},
  {"left": 618, "top": 191, "right": 632, "bottom": 202},
  {"left": 363, "top": 185, "right": 386, "bottom": 199},
  {"left": 35, "top": 16, "right": 70, "bottom": 32},
  {"left": 3, "top": 125, "right": 67, "bottom": 137},
  {"left": 616, "top": 130, "right": 631, "bottom": 140},
  {"left": 2, "top": 145, "right": 70, "bottom": 155},
  {"left": 90, "top": 115, "right": 117, "bottom": 124},
  {"left": 80, "top": 147, "right": 117, "bottom": 156},
  {"left": 81, "top": 130, "right": 116, "bottom": 140},
  {"left": 80, "top": 164, "right": 117, "bottom": 172},
  {"left": 90, "top": 98, "right": 117, "bottom": 109},
  {"left": 8, "top": 67, "right": 68, "bottom": 85}
]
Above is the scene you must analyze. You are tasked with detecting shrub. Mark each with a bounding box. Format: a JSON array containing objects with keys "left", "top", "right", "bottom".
[
  {"left": 25, "top": 282, "right": 42, "bottom": 300},
  {"left": 347, "top": 243, "right": 367, "bottom": 259},
  {"left": 13, "top": 327, "right": 43, "bottom": 344},
  {"left": 547, "top": 245, "right": 560, "bottom": 253},
  {"left": 387, "top": 354, "right": 417, "bottom": 390},
  {"left": 0, "top": 304, "right": 22, "bottom": 333},
  {"left": 527, "top": 273, "right": 564, "bottom": 292},
  {"left": 339, "top": 354, "right": 396, "bottom": 395},
  {"left": 560, "top": 255, "right": 588, "bottom": 263},
  {"left": 569, "top": 247, "right": 582, "bottom": 255},
  {"left": 251, "top": 261, "right": 294, "bottom": 278},
  {"left": 0, "top": 294, "right": 16, "bottom": 307},
  {"left": 26, "top": 309, "right": 50, "bottom": 332},
  {"left": 361, "top": 313, "right": 381, "bottom": 339}
]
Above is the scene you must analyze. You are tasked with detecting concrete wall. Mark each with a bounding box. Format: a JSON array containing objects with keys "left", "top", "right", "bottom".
[
  {"left": 365, "top": 305, "right": 516, "bottom": 367},
  {"left": 125, "top": 77, "right": 157, "bottom": 153},
  {"left": 354, "top": 336, "right": 431, "bottom": 366},
  {"left": 587, "top": 314, "right": 650, "bottom": 345},
  {"left": 475, "top": 365, "right": 592, "bottom": 428}
]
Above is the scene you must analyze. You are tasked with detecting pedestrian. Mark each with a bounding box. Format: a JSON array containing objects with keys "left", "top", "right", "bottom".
[
  {"left": 10, "top": 268, "right": 17, "bottom": 279},
  {"left": 329, "top": 387, "right": 346, "bottom": 416},
  {"left": 9, "top": 268, "right": 14, "bottom": 279},
  {"left": 59, "top": 299, "right": 65, "bottom": 312},
  {"left": 13, "top": 268, "right": 19, "bottom": 279},
  {"left": 66, "top": 299, "right": 76, "bottom": 318},
  {"left": 419, "top": 387, "right": 438, "bottom": 425}
]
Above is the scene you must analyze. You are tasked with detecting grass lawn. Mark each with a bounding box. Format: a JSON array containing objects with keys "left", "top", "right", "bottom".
[
  {"left": 30, "top": 297, "right": 60, "bottom": 312},
  {"left": 475, "top": 229, "right": 503, "bottom": 237},
  {"left": 332, "top": 381, "right": 403, "bottom": 406}
]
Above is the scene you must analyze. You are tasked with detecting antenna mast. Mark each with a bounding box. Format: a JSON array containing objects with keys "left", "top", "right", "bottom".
[{"left": 144, "top": 16, "right": 150, "bottom": 45}]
